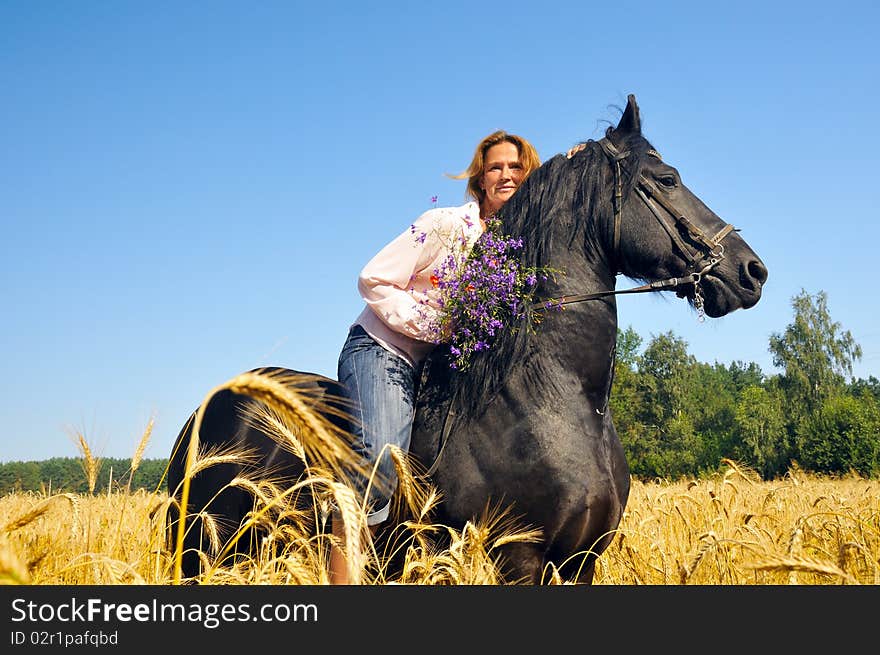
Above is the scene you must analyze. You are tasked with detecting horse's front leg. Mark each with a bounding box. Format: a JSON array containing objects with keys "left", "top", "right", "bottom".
[{"left": 496, "top": 542, "right": 546, "bottom": 584}]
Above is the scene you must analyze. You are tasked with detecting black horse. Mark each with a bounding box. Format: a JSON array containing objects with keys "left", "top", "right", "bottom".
[{"left": 166, "top": 95, "right": 767, "bottom": 583}]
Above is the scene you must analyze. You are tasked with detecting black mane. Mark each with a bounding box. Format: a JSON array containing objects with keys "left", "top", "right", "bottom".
[{"left": 444, "top": 130, "right": 654, "bottom": 419}]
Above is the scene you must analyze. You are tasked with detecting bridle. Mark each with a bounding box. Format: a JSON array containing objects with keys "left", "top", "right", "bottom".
[{"left": 533, "top": 137, "right": 736, "bottom": 321}]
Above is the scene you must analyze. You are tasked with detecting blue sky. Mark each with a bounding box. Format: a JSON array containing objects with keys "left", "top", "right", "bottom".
[{"left": 2, "top": 1, "right": 878, "bottom": 463}]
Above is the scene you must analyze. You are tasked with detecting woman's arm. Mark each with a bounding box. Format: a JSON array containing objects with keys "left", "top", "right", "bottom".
[{"left": 358, "top": 209, "right": 460, "bottom": 341}]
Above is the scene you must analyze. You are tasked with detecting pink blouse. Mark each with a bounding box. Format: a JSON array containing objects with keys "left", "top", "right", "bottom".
[{"left": 353, "top": 201, "right": 485, "bottom": 366}]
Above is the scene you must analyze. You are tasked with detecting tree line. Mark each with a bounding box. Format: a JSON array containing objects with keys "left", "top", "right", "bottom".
[
  {"left": 611, "top": 289, "right": 879, "bottom": 479},
  {"left": 1, "top": 289, "right": 877, "bottom": 494},
  {"left": 0, "top": 457, "right": 168, "bottom": 495}
]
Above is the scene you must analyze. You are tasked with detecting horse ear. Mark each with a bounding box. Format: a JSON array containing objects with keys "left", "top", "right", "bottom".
[{"left": 615, "top": 94, "right": 641, "bottom": 135}]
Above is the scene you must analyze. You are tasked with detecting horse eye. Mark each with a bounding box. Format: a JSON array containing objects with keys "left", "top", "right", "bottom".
[{"left": 657, "top": 174, "right": 677, "bottom": 189}]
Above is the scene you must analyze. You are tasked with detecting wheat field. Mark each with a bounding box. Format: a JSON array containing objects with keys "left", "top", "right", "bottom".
[
  {"left": 2, "top": 369, "right": 877, "bottom": 585},
  {"left": 1, "top": 461, "right": 877, "bottom": 585}
]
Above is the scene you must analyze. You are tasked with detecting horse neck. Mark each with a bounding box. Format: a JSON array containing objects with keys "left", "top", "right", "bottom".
[
  {"left": 533, "top": 229, "right": 620, "bottom": 396},
  {"left": 512, "top": 179, "right": 620, "bottom": 398}
]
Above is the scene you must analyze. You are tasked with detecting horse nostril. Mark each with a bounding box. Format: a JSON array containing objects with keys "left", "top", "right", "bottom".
[
  {"left": 738, "top": 259, "right": 768, "bottom": 295},
  {"left": 748, "top": 259, "right": 768, "bottom": 286}
]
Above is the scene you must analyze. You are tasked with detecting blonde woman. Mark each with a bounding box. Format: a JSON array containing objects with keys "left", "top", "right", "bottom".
[{"left": 330, "top": 130, "right": 541, "bottom": 583}]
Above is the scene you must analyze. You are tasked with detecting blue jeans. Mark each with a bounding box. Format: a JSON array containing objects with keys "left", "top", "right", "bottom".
[{"left": 337, "top": 324, "right": 420, "bottom": 525}]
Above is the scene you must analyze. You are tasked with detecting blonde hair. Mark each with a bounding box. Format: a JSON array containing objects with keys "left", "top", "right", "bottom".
[{"left": 450, "top": 130, "right": 541, "bottom": 206}]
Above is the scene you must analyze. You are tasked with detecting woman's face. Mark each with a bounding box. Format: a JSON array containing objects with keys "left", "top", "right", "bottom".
[{"left": 479, "top": 141, "right": 524, "bottom": 217}]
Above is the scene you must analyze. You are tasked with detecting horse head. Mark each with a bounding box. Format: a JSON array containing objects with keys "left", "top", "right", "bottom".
[{"left": 600, "top": 94, "right": 768, "bottom": 317}]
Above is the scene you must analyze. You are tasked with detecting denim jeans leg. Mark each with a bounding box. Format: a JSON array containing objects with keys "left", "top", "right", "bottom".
[{"left": 337, "top": 326, "right": 418, "bottom": 526}]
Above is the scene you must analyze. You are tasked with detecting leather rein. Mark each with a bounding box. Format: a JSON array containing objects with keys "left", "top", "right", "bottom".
[{"left": 532, "top": 137, "right": 736, "bottom": 321}]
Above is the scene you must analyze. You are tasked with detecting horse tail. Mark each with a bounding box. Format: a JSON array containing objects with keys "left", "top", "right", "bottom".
[{"left": 166, "top": 367, "right": 362, "bottom": 583}]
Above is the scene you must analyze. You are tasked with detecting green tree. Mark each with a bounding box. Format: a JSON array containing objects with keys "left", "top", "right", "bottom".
[
  {"left": 39, "top": 458, "right": 75, "bottom": 491},
  {"left": 725, "top": 360, "right": 766, "bottom": 392},
  {"left": 733, "top": 384, "right": 788, "bottom": 478},
  {"left": 615, "top": 325, "right": 642, "bottom": 369},
  {"left": 796, "top": 393, "right": 880, "bottom": 476},
  {"left": 769, "top": 290, "right": 863, "bottom": 471},
  {"left": 850, "top": 376, "right": 880, "bottom": 403},
  {"left": 133, "top": 458, "right": 169, "bottom": 493},
  {"left": 769, "top": 290, "right": 862, "bottom": 419},
  {"left": 682, "top": 362, "right": 740, "bottom": 473},
  {"left": 611, "top": 327, "right": 648, "bottom": 472},
  {"left": 0, "top": 462, "right": 41, "bottom": 492},
  {"left": 639, "top": 331, "right": 695, "bottom": 423},
  {"left": 628, "top": 331, "right": 700, "bottom": 478},
  {"left": 0, "top": 458, "right": 170, "bottom": 493}
]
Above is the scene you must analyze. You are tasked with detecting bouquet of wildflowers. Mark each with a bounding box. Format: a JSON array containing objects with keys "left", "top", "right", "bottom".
[{"left": 420, "top": 216, "right": 561, "bottom": 371}]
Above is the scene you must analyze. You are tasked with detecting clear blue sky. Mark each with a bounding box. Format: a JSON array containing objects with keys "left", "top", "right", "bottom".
[{"left": 2, "top": 1, "right": 877, "bottom": 463}]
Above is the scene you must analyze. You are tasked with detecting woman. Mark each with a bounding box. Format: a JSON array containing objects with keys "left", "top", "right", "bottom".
[{"left": 330, "top": 130, "right": 542, "bottom": 584}]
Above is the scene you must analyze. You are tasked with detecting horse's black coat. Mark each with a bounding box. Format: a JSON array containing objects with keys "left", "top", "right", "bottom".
[{"left": 166, "top": 95, "right": 767, "bottom": 583}]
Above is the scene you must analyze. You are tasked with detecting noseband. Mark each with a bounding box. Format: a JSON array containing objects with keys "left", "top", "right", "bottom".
[{"left": 535, "top": 137, "right": 736, "bottom": 321}]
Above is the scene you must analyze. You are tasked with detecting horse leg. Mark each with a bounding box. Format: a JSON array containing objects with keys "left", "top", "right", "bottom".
[
  {"left": 164, "top": 503, "right": 201, "bottom": 581},
  {"left": 497, "top": 544, "right": 599, "bottom": 585},
  {"left": 496, "top": 542, "right": 546, "bottom": 584},
  {"left": 563, "top": 555, "right": 596, "bottom": 585},
  {"left": 168, "top": 461, "right": 249, "bottom": 580}
]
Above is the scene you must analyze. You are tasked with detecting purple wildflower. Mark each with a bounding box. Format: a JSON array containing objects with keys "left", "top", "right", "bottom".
[{"left": 413, "top": 216, "right": 562, "bottom": 371}]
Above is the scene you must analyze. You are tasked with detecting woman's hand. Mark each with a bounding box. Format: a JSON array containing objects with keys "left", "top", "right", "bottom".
[{"left": 566, "top": 143, "right": 586, "bottom": 159}]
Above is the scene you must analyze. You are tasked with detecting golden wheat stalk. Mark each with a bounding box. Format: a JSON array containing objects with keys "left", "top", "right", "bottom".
[
  {"left": 243, "top": 405, "right": 307, "bottom": 462},
  {"left": 229, "top": 477, "right": 273, "bottom": 509},
  {"left": 74, "top": 433, "right": 101, "bottom": 494},
  {"left": 131, "top": 416, "right": 154, "bottom": 475},
  {"left": 680, "top": 532, "right": 718, "bottom": 583},
  {"left": 0, "top": 541, "right": 31, "bottom": 585},
  {"left": 228, "top": 370, "right": 363, "bottom": 476},
  {"left": 747, "top": 553, "right": 860, "bottom": 584},
  {"left": 326, "top": 480, "right": 367, "bottom": 585},
  {"left": 721, "top": 458, "right": 760, "bottom": 485},
  {"left": 195, "top": 471, "right": 339, "bottom": 582},
  {"left": 387, "top": 445, "right": 435, "bottom": 520},
  {"left": 2, "top": 505, "right": 50, "bottom": 533},
  {"left": 2, "top": 493, "right": 80, "bottom": 534}
]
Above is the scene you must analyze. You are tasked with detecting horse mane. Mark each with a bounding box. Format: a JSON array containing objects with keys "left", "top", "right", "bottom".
[{"left": 445, "top": 128, "right": 654, "bottom": 419}]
